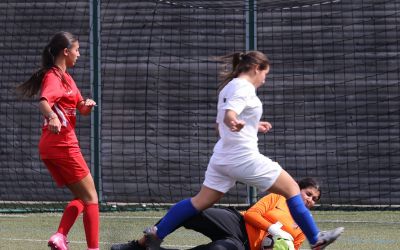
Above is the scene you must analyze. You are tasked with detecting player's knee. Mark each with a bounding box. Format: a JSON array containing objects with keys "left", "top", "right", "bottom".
[{"left": 81, "top": 192, "right": 98, "bottom": 204}]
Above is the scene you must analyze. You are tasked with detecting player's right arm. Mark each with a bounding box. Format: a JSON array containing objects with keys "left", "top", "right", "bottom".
[
  {"left": 39, "top": 99, "right": 61, "bottom": 134},
  {"left": 223, "top": 109, "right": 245, "bottom": 132},
  {"left": 214, "top": 123, "right": 220, "bottom": 137}
]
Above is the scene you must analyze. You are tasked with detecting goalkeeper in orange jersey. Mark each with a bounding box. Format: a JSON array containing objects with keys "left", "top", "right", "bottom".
[
  {"left": 244, "top": 177, "right": 321, "bottom": 250},
  {"left": 112, "top": 177, "right": 339, "bottom": 250}
]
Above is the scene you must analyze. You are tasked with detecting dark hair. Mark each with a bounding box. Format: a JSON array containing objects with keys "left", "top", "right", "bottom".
[
  {"left": 298, "top": 177, "right": 321, "bottom": 201},
  {"left": 216, "top": 50, "right": 270, "bottom": 93},
  {"left": 16, "top": 31, "right": 78, "bottom": 98}
]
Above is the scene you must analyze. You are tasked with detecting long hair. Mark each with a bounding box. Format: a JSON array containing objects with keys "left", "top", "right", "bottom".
[
  {"left": 16, "top": 31, "right": 78, "bottom": 98},
  {"left": 216, "top": 50, "right": 270, "bottom": 93}
]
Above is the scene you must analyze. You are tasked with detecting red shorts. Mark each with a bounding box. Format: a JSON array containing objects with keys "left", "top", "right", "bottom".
[{"left": 42, "top": 154, "right": 90, "bottom": 187}]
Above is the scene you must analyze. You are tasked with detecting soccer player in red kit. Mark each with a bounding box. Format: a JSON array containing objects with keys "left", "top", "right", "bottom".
[{"left": 17, "top": 31, "right": 99, "bottom": 250}]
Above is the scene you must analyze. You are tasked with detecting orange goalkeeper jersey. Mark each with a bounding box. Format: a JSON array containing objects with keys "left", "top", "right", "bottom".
[{"left": 243, "top": 193, "right": 306, "bottom": 250}]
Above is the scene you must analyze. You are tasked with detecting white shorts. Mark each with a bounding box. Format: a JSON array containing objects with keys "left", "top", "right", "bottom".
[{"left": 203, "top": 153, "right": 282, "bottom": 193}]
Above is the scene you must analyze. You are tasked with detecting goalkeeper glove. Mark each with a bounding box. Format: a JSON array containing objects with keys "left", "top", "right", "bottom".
[
  {"left": 274, "top": 237, "right": 295, "bottom": 250},
  {"left": 268, "top": 222, "right": 294, "bottom": 241}
]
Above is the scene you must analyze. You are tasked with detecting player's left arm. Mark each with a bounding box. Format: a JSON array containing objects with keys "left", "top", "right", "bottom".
[
  {"left": 77, "top": 98, "right": 96, "bottom": 116},
  {"left": 243, "top": 194, "right": 278, "bottom": 230}
]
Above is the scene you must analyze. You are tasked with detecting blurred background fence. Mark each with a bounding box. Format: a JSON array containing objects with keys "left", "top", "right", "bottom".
[{"left": 1, "top": 0, "right": 399, "bottom": 211}]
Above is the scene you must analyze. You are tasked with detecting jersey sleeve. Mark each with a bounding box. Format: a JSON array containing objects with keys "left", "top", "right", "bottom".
[
  {"left": 40, "top": 71, "right": 64, "bottom": 107},
  {"left": 293, "top": 232, "right": 306, "bottom": 250},
  {"left": 222, "top": 85, "right": 251, "bottom": 115},
  {"left": 243, "top": 193, "right": 281, "bottom": 230},
  {"left": 76, "top": 87, "right": 84, "bottom": 104},
  {"left": 66, "top": 71, "right": 84, "bottom": 104}
]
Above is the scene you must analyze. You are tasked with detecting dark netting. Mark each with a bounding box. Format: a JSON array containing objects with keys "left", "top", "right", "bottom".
[{"left": 1, "top": 0, "right": 399, "bottom": 212}]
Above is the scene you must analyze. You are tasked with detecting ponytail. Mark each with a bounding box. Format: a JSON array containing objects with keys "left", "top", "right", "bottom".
[
  {"left": 215, "top": 51, "right": 270, "bottom": 93},
  {"left": 42, "top": 44, "right": 56, "bottom": 68},
  {"left": 16, "top": 68, "right": 48, "bottom": 98},
  {"left": 16, "top": 31, "right": 77, "bottom": 98}
]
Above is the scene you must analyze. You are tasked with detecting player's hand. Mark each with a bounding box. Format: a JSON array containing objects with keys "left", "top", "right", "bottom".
[
  {"left": 48, "top": 117, "right": 62, "bottom": 134},
  {"left": 258, "top": 121, "right": 272, "bottom": 133},
  {"left": 224, "top": 110, "right": 245, "bottom": 132},
  {"left": 268, "top": 222, "right": 294, "bottom": 241},
  {"left": 229, "top": 119, "right": 245, "bottom": 132},
  {"left": 274, "top": 237, "right": 295, "bottom": 250},
  {"left": 78, "top": 99, "right": 97, "bottom": 115},
  {"left": 83, "top": 98, "right": 96, "bottom": 107}
]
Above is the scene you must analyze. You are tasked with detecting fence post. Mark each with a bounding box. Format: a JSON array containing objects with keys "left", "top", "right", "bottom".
[
  {"left": 246, "top": 0, "right": 258, "bottom": 205},
  {"left": 90, "top": 0, "right": 102, "bottom": 202}
]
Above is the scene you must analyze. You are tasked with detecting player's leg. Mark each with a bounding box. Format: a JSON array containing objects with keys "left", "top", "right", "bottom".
[
  {"left": 182, "top": 207, "right": 246, "bottom": 244},
  {"left": 48, "top": 198, "right": 86, "bottom": 250},
  {"left": 67, "top": 173, "right": 99, "bottom": 250},
  {"left": 115, "top": 158, "right": 234, "bottom": 250},
  {"left": 145, "top": 185, "right": 224, "bottom": 249},
  {"left": 144, "top": 157, "right": 234, "bottom": 250},
  {"left": 110, "top": 207, "right": 228, "bottom": 250},
  {"left": 188, "top": 238, "right": 245, "bottom": 250},
  {"left": 158, "top": 238, "right": 245, "bottom": 250},
  {"left": 44, "top": 158, "right": 88, "bottom": 250},
  {"left": 268, "top": 169, "right": 343, "bottom": 249},
  {"left": 57, "top": 198, "right": 85, "bottom": 235}
]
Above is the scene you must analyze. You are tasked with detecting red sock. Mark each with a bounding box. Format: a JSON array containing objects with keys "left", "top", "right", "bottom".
[
  {"left": 83, "top": 203, "right": 100, "bottom": 248},
  {"left": 57, "top": 199, "right": 85, "bottom": 235}
]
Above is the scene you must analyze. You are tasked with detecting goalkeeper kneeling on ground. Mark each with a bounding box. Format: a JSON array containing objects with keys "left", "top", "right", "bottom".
[{"left": 111, "top": 177, "right": 341, "bottom": 250}]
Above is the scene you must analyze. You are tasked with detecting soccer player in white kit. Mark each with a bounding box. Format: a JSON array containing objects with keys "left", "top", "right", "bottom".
[{"left": 112, "top": 51, "right": 343, "bottom": 250}]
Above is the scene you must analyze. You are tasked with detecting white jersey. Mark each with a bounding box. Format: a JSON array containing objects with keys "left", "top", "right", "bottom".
[
  {"left": 213, "top": 78, "right": 262, "bottom": 159},
  {"left": 204, "top": 78, "right": 281, "bottom": 193}
]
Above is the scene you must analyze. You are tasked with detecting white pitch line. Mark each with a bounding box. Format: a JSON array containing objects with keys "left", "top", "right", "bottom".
[
  {"left": 0, "top": 237, "right": 200, "bottom": 248},
  {"left": 0, "top": 237, "right": 104, "bottom": 245},
  {"left": 318, "top": 219, "right": 400, "bottom": 224},
  {"left": 0, "top": 238, "right": 86, "bottom": 244},
  {"left": 10, "top": 213, "right": 400, "bottom": 224},
  {"left": 100, "top": 215, "right": 162, "bottom": 219},
  {"left": 4, "top": 213, "right": 163, "bottom": 220},
  {"left": 0, "top": 238, "right": 46, "bottom": 243},
  {"left": 0, "top": 214, "right": 27, "bottom": 218}
]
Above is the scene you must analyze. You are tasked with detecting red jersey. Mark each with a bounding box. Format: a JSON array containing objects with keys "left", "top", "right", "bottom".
[
  {"left": 243, "top": 193, "right": 306, "bottom": 250},
  {"left": 39, "top": 68, "right": 84, "bottom": 159}
]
